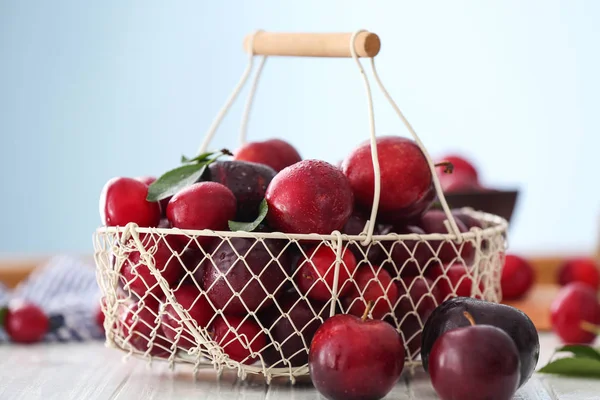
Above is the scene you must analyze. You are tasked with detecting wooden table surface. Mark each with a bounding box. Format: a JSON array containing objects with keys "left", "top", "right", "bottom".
[{"left": 0, "top": 333, "right": 598, "bottom": 400}]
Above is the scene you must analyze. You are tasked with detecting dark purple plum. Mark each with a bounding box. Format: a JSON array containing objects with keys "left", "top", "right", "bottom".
[
  {"left": 452, "top": 209, "right": 490, "bottom": 251},
  {"left": 429, "top": 323, "right": 520, "bottom": 400},
  {"left": 201, "top": 238, "right": 291, "bottom": 315},
  {"left": 418, "top": 209, "right": 475, "bottom": 265},
  {"left": 383, "top": 225, "right": 432, "bottom": 277},
  {"left": 386, "top": 276, "right": 440, "bottom": 358},
  {"left": 452, "top": 209, "right": 483, "bottom": 230},
  {"left": 397, "top": 313, "right": 424, "bottom": 360},
  {"left": 262, "top": 292, "right": 327, "bottom": 367},
  {"left": 204, "top": 160, "right": 276, "bottom": 222},
  {"left": 421, "top": 297, "right": 539, "bottom": 388},
  {"left": 342, "top": 212, "right": 390, "bottom": 266},
  {"left": 395, "top": 276, "right": 441, "bottom": 318}
]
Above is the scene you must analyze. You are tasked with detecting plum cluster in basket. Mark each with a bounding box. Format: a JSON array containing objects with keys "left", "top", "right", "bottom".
[{"left": 97, "top": 135, "right": 498, "bottom": 370}]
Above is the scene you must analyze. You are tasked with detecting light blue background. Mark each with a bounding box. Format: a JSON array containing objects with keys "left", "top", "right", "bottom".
[{"left": 1, "top": 1, "right": 599, "bottom": 256}]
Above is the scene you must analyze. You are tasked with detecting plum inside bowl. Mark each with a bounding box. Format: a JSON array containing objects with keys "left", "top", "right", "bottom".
[{"left": 440, "top": 189, "right": 519, "bottom": 223}]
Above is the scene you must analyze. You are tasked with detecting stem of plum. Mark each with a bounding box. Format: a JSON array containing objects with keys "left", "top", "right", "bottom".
[
  {"left": 434, "top": 161, "right": 454, "bottom": 174},
  {"left": 361, "top": 301, "right": 374, "bottom": 322},
  {"left": 580, "top": 321, "right": 600, "bottom": 335},
  {"left": 463, "top": 311, "right": 476, "bottom": 326}
]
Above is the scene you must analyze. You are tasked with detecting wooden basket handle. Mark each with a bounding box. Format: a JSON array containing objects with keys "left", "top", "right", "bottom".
[{"left": 243, "top": 31, "right": 381, "bottom": 58}]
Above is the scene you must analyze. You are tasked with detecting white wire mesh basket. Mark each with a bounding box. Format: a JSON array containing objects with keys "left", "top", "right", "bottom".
[{"left": 93, "top": 30, "right": 509, "bottom": 383}]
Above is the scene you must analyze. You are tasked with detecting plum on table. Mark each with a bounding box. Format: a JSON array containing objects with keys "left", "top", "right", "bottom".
[
  {"left": 501, "top": 254, "right": 534, "bottom": 300},
  {"left": 557, "top": 257, "right": 600, "bottom": 291},
  {"left": 309, "top": 303, "right": 405, "bottom": 400},
  {"left": 429, "top": 312, "right": 520, "bottom": 400},
  {"left": 551, "top": 282, "right": 600, "bottom": 344},
  {"left": 421, "top": 297, "right": 539, "bottom": 388}
]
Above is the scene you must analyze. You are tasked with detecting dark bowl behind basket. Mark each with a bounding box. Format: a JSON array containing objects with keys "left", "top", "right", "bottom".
[{"left": 442, "top": 189, "right": 519, "bottom": 223}]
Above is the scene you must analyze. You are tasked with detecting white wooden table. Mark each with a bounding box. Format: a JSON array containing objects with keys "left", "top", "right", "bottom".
[{"left": 0, "top": 333, "right": 598, "bottom": 399}]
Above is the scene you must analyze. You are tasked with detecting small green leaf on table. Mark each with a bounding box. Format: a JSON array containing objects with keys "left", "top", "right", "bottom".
[
  {"left": 228, "top": 199, "right": 268, "bottom": 232},
  {"left": 555, "top": 345, "right": 600, "bottom": 361},
  {"left": 538, "top": 357, "right": 600, "bottom": 378}
]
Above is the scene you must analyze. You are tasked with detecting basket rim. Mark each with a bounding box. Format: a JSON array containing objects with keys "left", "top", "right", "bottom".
[{"left": 95, "top": 208, "right": 508, "bottom": 243}]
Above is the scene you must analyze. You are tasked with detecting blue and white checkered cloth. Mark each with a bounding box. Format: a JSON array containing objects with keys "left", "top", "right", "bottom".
[{"left": 0, "top": 256, "right": 104, "bottom": 342}]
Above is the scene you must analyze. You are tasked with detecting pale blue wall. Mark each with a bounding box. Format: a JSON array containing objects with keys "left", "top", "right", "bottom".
[{"left": 1, "top": 1, "right": 599, "bottom": 256}]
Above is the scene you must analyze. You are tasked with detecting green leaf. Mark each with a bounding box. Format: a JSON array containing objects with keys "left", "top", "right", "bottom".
[
  {"left": 181, "top": 151, "right": 213, "bottom": 164},
  {"left": 555, "top": 345, "right": 600, "bottom": 361},
  {"left": 538, "top": 357, "right": 600, "bottom": 378},
  {"left": 0, "top": 307, "right": 7, "bottom": 327},
  {"left": 147, "top": 163, "right": 208, "bottom": 202},
  {"left": 228, "top": 199, "right": 268, "bottom": 232},
  {"left": 148, "top": 148, "right": 232, "bottom": 202},
  {"left": 181, "top": 148, "right": 233, "bottom": 164}
]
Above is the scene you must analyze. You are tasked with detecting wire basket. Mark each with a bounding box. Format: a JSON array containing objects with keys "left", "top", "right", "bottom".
[{"left": 93, "top": 30, "right": 509, "bottom": 383}]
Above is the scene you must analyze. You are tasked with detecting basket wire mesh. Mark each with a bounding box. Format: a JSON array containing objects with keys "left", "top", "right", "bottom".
[{"left": 94, "top": 210, "right": 506, "bottom": 382}]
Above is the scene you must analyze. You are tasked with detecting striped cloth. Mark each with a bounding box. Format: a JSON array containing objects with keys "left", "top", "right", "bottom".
[{"left": 0, "top": 256, "right": 104, "bottom": 342}]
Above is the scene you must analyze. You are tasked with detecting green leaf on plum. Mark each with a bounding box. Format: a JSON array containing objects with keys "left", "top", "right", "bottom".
[
  {"left": 538, "top": 357, "right": 600, "bottom": 378},
  {"left": 0, "top": 307, "right": 7, "bottom": 327},
  {"left": 181, "top": 148, "right": 233, "bottom": 164},
  {"left": 147, "top": 163, "right": 208, "bottom": 202},
  {"left": 228, "top": 199, "right": 268, "bottom": 232},
  {"left": 554, "top": 345, "right": 600, "bottom": 361},
  {"left": 148, "top": 149, "right": 232, "bottom": 202},
  {"left": 181, "top": 151, "right": 213, "bottom": 164}
]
